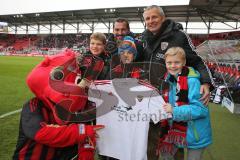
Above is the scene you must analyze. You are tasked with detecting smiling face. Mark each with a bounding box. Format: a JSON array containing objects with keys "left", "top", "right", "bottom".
[
  {"left": 113, "top": 21, "right": 129, "bottom": 40},
  {"left": 90, "top": 38, "right": 105, "bottom": 56},
  {"left": 165, "top": 48, "right": 186, "bottom": 76},
  {"left": 143, "top": 8, "right": 165, "bottom": 35}
]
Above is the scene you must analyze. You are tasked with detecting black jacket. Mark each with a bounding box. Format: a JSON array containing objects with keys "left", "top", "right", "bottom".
[
  {"left": 142, "top": 19, "right": 212, "bottom": 84},
  {"left": 106, "top": 32, "right": 144, "bottom": 62}
]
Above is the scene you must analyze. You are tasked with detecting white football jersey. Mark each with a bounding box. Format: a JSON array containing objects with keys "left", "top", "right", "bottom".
[{"left": 88, "top": 78, "right": 168, "bottom": 160}]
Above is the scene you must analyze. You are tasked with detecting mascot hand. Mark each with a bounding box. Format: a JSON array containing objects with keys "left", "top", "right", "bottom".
[
  {"left": 78, "top": 124, "right": 104, "bottom": 144},
  {"left": 78, "top": 124, "right": 104, "bottom": 160},
  {"left": 77, "top": 78, "right": 92, "bottom": 89}
]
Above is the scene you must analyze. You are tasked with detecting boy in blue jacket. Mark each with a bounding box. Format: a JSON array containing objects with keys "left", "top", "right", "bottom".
[{"left": 157, "top": 47, "right": 212, "bottom": 160}]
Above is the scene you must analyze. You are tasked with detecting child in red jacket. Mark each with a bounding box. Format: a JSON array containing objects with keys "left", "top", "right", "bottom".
[{"left": 110, "top": 36, "right": 144, "bottom": 79}]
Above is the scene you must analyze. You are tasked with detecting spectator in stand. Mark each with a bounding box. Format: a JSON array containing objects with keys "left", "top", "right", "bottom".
[{"left": 36, "top": 34, "right": 91, "bottom": 50}]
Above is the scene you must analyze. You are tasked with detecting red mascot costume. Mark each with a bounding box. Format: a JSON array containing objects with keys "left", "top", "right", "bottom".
[{"left": 13, "top": 49, "right": 104, "bottom": 160}]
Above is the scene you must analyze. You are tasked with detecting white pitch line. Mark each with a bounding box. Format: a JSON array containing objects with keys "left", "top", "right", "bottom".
[{"left": 0, "top": 109, "right": 22, "bottom": 119}]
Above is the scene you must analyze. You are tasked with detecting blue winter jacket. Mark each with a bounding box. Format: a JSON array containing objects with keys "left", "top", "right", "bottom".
[{"left": 166, "top": 67, "right": 212, "bottom": 149}]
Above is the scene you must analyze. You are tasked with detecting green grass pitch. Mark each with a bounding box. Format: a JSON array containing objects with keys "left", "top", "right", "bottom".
[
  {"left": 0, "top": 56, "right": 240, "bottom": 160},
  {"left": 0, "top": 56, "right": 43, "bottom": 159}
]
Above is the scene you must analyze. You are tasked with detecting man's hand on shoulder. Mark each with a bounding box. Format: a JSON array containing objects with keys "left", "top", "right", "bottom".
[{"left": 200, "top": 83, "right": 210, "bottom": 105}]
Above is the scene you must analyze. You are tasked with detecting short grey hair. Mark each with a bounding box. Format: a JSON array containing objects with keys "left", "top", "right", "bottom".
[{"left": 144, "top": 5, "right": 165, "bottom": 17}]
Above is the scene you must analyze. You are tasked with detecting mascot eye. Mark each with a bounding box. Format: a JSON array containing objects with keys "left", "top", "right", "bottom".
[{"left": 50, "top": 67, "right": 64, "bottom": 81}]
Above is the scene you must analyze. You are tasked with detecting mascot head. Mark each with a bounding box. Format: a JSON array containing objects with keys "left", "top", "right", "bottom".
[{"left": 26, "top": 49, "right": 104, "bottom": 124}]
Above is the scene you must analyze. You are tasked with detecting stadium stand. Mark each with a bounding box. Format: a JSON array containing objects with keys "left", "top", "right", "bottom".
[
  {"left": 1, "top": 30, "right": 239, "bottom": 53},
  {"left": 189, "top": 31, "right": 240, "bottom": 46},
  {"left": 35, "top": 34, "right": 90, "bottom": 49}
]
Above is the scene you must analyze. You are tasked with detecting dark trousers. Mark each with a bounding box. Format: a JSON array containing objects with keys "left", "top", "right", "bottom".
[{"left": 147, "top": 122, "right": 161, "bottom": 160}]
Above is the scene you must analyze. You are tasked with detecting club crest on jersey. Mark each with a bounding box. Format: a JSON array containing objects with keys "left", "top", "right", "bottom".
[
  {"left": 161, "top": 42, "right": 168, "bottom": 50},
  {"left": 137, "top": 95, "right": 143, "bottom": 102},
  {"left": 155, "top": 52, "right": 164, "bottom": 60}
]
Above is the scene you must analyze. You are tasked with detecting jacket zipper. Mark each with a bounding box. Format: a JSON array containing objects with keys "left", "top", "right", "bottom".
[{"left": 190, "top": 121, "right": 200, "bottom": 142}]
